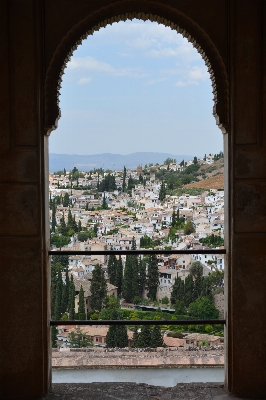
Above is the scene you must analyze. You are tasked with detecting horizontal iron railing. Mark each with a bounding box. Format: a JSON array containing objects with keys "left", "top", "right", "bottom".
[
  {"left": 50, "top": 319, "right": 225, "bottom": 326},
  {"left": 49, "top": 248, "right": 226, "bottom": 326},
  {"left": 49, "top": 249, "right": 226, "bottom": 256}
]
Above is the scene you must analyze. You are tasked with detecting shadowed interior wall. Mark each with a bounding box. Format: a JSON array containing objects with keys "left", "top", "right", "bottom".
[{"left": 0, "top": 0, "right": 265, "bottom": 398}]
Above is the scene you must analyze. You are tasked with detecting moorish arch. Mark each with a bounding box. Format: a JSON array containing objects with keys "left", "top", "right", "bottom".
[{"left": 44, "top": 1, "right": 229, "bottom": 135}]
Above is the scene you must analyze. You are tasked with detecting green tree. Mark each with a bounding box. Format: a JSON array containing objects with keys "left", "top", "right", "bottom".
[
  {"left": 122, "top": 166, "right": 127, "bottom": 192},
  {"left": 102, "top": 193, "right": 108, "bottom": 209},
  {"left": 68, "top": 326, "right": 93, "bottom": 348},
  {"left": 51, "top": 200, "right": 57, "bottom": 232},
  {"left": 115, "top": 256, "right": 123, "bottom": 297},
  {"left": 90, "top": 264, "right": 107, "bottom": 311},
  {"left": 137, "top": 325, "right": 152, "bottom": 348},
  {"left": 51, "top": 326, "right": 58, "bottom": 348},
  {"left": 122, "top": 238, "right": 139, "bottom": 302},
  {"left": 151, "top": 325, "right": 164, "bottom": 348},
  {"left": 170, "top": 276, "right": 184, "bottom": 305},
  {"left": 52, "top": 255, "right": 69, "bottom": 268},
  {"left": 146, "top": 255, "right": 159, "bottom": 301},
  {"left": 54, "top": 269, "right": 63, "bottom": 320},
  {"left": 58, "top": 212, "right": 68, "bottom": 236},
  {"left": 184, "top": 274, "right": 194, "bottom": 307},
  {"left": 61, "top": 267, "right": 69, "bottom": 314},
  {"left": 161, "top": 296, "right": 169, "bottom": 306},
  {"left": 188, "top": 297, "right": 219, "bottom": 319},
  {"left": 184, "top": 219, "right": 195, "bottom": 235},
  {"left": 159, "top": 181, "right": 166, "bottom": 201},
  {"left": 173, "top": 300, "right": 186, "bottom": 315},
  {"left": 68, "top": 274, "right": 76, "bottom": 320},
  {"left": 138, "top": 258, "right": 146, "bottom": 297},
  {"left": 194, "top": 274, "right": 203, "bottom": 301},
  {"left": 78, "top": 220, "right": 82, "bottom": 232},
  {"left": 78, "top": 285, "right": 86, "bottom": 320},
  {"left": 106, "top": 309, "right": 128, "bottom": 348},
  {"left": 107, "top": 254, "right": 117, "bottom": 285},
  {"left": 193, "top": 156, "right": 198, "bottom": 164},
  {"left": 189, "top": 261, "right": 204, "bottom": 278},
  {"left": 63, "top": 192, "right": 70, "bottom": 207},
  {"left": 208, "top": 269, "right": 224, "bottom": 294},
  {"left": 140, "top": 235, "right": 154, "bottom": 248}
]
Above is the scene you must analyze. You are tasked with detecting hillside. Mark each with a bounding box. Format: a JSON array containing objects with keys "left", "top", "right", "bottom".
[
  {"left": 184, "top": 159, "right": 224, "bottom": 189},
  {"left": 49, "top": 152, "right": 194, "bottom": 173}
]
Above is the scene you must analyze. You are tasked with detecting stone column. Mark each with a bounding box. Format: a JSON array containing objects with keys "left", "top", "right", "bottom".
[{"left": 0, "top": 1, "right": 50, "bottom": 398}]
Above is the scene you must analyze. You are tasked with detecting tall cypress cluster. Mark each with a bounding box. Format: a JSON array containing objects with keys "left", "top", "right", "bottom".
[
  {"left": 133, "top": 325, "right": 164, "bottom": 348},
  {"left": 106, "top": 310, "right": 128, "bottom": 348},
  {"left": 51, "top": 259, "right": 74, "bottom": 347},
  {"left": 90, "top": 264, "right": 107, "bottom": 311},
  {"left": 122, "top": 237, "right": 139, "bottom": 302},
  {"left": 146, "top": 254, "right": 159, "bottom": 301}
]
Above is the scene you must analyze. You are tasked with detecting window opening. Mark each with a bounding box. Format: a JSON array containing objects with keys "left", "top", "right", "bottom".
[{"left": 49, "top": 19, "right": 225, "bottom": 386}]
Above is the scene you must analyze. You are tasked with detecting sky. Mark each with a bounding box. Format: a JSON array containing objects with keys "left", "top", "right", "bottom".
[{"left": 49, "top": 19, "right": 223, "bottom": 157}]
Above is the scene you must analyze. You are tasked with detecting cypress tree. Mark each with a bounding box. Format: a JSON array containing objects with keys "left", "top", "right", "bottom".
[
  {"left": 51, "top": 262, "right": 58, "bottom": 317},
  {"left": 90, "top": 264, "right": 107, "bottom": 311},
  {"left": 51, "top": 326, "right": 58, "bottom": 348},
  {"left": 159, "top": 181, "right": 166, "bottom": 201},
  {"left": 184, "top": 274, "right": 195, "bottom": 307},
  {"left": 52, "top": 255, "right": 69, "bottom": 268},
  {"left": 54, "top": 269, "right": 63, "bottom": 320},
  {"left": 51, "top": 200, "right": 57, "bottom": 232},
  {"left": 67, "top": 209, "right": 73, "bottom": 231},
  {"left": 115, "top": 256, "right": 123, "bottom": 297},
  {"left": 63, "top": 192, "right": 70, "bottom": 207},
  {"left": 194, "top": 273, "right": 203, "bottom": 301},
  {"left": 122, "top": 166, "right": 127, "bottom": 192},
  {"left": 138, "top": 258, "right": 146, "bottom": 298},
  {"left": 171, "top": 209, "right": 176, "bottom": 227},
  {"left": 59, "top": 212, "right": 67, "bottom": 236},
  {"left": 151, "top": 325, "right": 164, "bottom": 348},
  {"left": 102, "top": 193, "right": 108, "bottom": 209},
  {"left": 85, "top": 202, "right": 89, "bottom": 211},
  {"left": 72, "top": 215, "right": 78, "bottom": 232},
  {"left": 78, "top": 220, "right": 82, "bottom": 232},
  {"left": 106, "top": 310, "right": 128, "bottom": 348},
  {"left": 61, "top": 267, "right": 70, "bottom": 314},
  {"left": 122, "top": 237, "right": 138, "bottom": 302},
  {"left": 170, "top": 276, "right": 185, "bottom": 305},
  {"left": 146, "top": 254, "right": 159, "bottom": 301},
  {"left": 107, "top": 254, "right": 117, "bottom": 285},
  {"left": 78, "top": 285, "right": 86, "bottom": 319},
  {"left": 137, "top": 325, "right": 152, "bottom": 348},
  {"left": 106, "top": 325, "right": 116, "bottom": 348},
  {"left": 115, "top": 325, "right": 128, "bottom": 348},
  {"left": 68, "top": 274, "right": 76, "bottom": 320}
]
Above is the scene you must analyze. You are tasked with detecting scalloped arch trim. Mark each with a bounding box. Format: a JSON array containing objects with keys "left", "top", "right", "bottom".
[{"left": 45, "top": 7, "right": 229, "bottom": 135}]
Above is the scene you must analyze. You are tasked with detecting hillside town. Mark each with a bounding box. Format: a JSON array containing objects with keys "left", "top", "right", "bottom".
[{"left": 50, "top": 153, "right": 225, "bottom": 349}]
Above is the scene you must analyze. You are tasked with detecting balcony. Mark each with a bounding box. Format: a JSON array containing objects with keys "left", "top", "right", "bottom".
[{"left": 50, "top": 248, "right": 226, "bottom": 392}]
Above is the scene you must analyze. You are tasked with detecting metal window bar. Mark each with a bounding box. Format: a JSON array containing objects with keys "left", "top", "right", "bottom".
[{"left": 49, "top": 249, "right": 226, "bottom": 327}]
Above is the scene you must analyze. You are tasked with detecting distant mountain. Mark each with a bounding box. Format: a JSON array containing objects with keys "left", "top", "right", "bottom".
[{"left": 49, "top": 152, "right": 194, "bottom": 173}]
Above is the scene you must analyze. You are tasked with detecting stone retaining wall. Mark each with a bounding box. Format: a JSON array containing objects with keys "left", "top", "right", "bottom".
[{"left": 52, "top": 348, "right": 224, "bottom": 369}]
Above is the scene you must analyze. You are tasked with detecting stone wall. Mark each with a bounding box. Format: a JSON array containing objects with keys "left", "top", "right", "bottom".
[{"left": 52, "top": 348, "right": 224, "bottom": 369}]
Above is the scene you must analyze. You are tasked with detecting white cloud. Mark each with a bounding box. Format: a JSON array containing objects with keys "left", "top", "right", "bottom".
[
  {"left": 175, "top": 80, "right": 187, "bottom": 87},
  {"left": 144, "top": 77, "right": 167, "bottom": 86},
  {"left": 77, "top": 77, "right": 92, "bottom": 85},
  {"left": 68, "top": 55, "right": 146, "bottom": 79},
  {"left": 188, "top": 66, "right": 209, "bottom": 83}
]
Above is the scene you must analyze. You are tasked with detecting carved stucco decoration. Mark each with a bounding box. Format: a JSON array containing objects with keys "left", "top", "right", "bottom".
[{"left": 44, "top": 1, "right": 229, "bottom": 135}]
